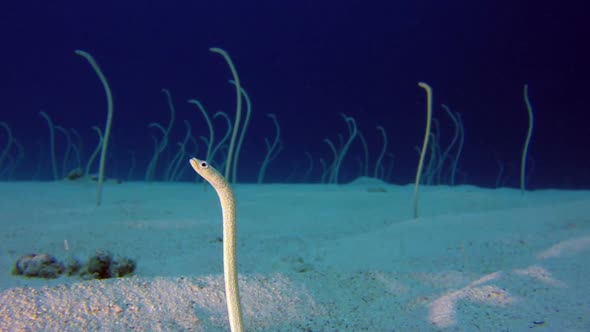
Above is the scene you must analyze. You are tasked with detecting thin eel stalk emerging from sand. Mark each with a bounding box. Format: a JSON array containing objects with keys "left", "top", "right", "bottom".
[{"left": 189, "top": 158, "right": 244, "bottom": 332}]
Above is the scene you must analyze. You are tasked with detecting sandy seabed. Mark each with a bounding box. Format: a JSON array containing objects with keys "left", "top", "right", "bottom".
[{"left": 1, "top": 179, "right": 589, "bottom": 331}]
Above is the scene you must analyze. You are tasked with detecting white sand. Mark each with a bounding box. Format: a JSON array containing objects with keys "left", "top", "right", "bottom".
[{"left": 1, "top": 179, "right": 589, "bottom": 331}]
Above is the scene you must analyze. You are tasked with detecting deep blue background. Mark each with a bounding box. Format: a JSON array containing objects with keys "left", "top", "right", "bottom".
[{"left": 1, "top": 1, "right": 588, "bottom": 187}]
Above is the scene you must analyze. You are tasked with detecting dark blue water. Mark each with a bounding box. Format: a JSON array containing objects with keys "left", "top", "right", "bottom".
[{"left": 1, "top": 1, "right": 588, "bottom": 188}]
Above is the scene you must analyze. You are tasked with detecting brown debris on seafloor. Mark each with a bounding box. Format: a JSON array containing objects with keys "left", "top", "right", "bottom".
[
  {"left": 12, "top": 250, "right": 136, "bottom": 280},
  {"left": 12, "top": 253, "right": 65, "bottom": 279}
]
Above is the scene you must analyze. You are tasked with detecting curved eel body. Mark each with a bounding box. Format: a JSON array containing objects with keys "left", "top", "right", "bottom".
[{"left": 189, "top": 158, "right": 244, "bottom": 332}]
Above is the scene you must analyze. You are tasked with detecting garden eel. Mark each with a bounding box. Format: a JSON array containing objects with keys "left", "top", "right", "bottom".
[{"left": 189, "top": 158, "right": 244, "bottom": 332}]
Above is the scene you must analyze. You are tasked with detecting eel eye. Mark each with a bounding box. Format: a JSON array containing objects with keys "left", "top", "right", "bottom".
[{"left": 200, "top": 162, "right": 209, "bottom": 169}]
